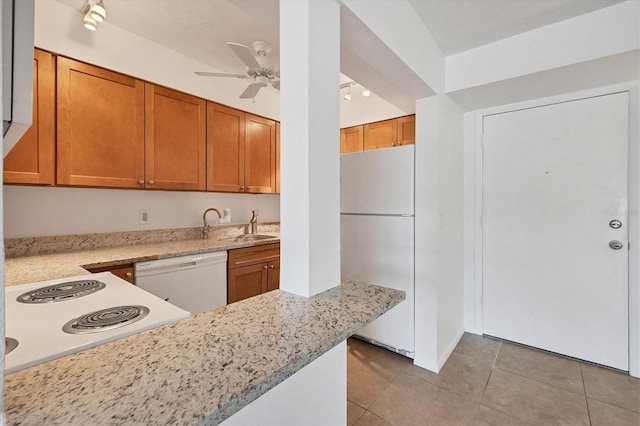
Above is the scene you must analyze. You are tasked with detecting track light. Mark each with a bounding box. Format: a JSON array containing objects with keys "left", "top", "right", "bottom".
[
  {"left": 343, "top": 90, "right": 352, "bottom": 103},
  {"left": 82, "top": 0, "right": 106, "bottom": 31},
  {"left": 363, "top": 88, "right": 371, "bottom": 97},
  {"left": 83, "top": 13, "right": 98, "bottom": 31},
  {"left": 90, "top": 0, "right": 106, "bottom": 22}
]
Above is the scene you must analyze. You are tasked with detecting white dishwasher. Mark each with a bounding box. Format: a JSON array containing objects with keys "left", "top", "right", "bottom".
[{"left": 135, "top": 251, "right": 227, "bottom": 315}]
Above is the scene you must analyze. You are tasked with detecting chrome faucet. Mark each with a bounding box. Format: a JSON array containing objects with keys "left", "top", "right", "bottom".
[
  {"left": 248, "top": 210, "right": 258, "bottom": 235},
  {"left": 202, "top": 208, "right": 222, "bottom": 239}
]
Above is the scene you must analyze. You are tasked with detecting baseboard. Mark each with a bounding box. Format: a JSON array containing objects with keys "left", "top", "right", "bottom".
[{"left": 437, "top": 328, "right": 465, "bottom": 371}]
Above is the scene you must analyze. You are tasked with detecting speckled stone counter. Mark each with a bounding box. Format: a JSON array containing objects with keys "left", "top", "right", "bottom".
[
  {"left": 5, "top": 231, "right": 280, "bottom": 286},
  {"left": 4, "top": 280, "right": 405, "bottom": 425}
]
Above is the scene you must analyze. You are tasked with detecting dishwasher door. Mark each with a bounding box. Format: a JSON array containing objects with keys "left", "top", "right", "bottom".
[{"left": 135, "top": 251, "right": 227, "bottom": 315}]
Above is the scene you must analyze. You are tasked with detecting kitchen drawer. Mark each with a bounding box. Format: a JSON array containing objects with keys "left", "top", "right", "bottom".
[{"left": 228, "top": 243, "right": 280, "bottom": 269}]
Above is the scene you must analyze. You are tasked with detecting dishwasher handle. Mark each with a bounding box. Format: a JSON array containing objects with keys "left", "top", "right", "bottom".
[{"left": 135, "top": 251, "right": 227, "bottom": 277}]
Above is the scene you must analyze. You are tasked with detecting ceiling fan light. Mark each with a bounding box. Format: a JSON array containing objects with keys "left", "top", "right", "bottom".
[
  {"left": 83, "top": 12, "right": 98, "bottom": 31},
  {"left": 90, "top": 1, "right": 106, "bottom": 22},
  {"left": 363, "top": 89, "right": 371, "bottom": 97}
]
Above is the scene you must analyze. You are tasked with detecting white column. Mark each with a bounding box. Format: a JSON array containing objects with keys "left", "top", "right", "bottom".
[{"left": 279, "top": 0, "right": 341, "bottom": 297}]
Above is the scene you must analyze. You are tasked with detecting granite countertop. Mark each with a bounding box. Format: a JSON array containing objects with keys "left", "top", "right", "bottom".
[
  {"left": 4, "top": 280, "right": 405, "bottom": 425},
  {"left": 5, "top": 233, "right": 281, "bottom": 286}
]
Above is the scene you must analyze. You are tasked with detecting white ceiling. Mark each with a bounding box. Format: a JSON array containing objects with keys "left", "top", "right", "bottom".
[
  {"left": 408, "top": 0, "right": 625, "bottom": 55},
  {"left": 53, "top": 0, "right": 627, "bottom": 112},
  {"left": 55, "top": 0, "right": 627, "bottom": 70}
]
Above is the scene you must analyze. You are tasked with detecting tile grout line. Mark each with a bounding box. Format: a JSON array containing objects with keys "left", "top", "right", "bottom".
[
  {"left": 491, "top": 340, "right": 502, "bottom": 368},
  {"left": 581, "top": 365, "right": 593, "bottom": 426}
]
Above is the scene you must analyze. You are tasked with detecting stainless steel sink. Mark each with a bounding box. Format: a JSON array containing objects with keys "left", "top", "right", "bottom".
[{"left": 234, "top": 234, "right": 277, "bottom": 242}]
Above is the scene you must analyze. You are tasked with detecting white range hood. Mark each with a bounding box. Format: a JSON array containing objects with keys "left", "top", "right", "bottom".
[{"left": 2, "top": 0, "right": 34, "bottom": 158}]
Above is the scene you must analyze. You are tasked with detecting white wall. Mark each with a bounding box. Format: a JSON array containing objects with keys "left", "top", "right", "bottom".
[
  {"left": 3, "top": 186, "right": 279, "bottom": 238},
  {"left": 413, "top": 94, "right": 464, "bottom": 372},
  {"left": 413, "top": 96, "right": 439, "bottom": 371},
  {"left": 435, "top": 95, "right": 464, "bottom": 366},
  {"left": 222, "top": 341, "right": 346, "bottom": 426}
]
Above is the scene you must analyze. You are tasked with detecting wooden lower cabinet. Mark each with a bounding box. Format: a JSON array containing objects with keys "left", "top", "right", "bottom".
[
  {"left": 228, "top": 263, "right": 268, "bottom": 303},
  {"left": 266, "top": 260, "right": 280, "bottom": 292},
  {"left": 85, "top": 264, "right": 135, "bottom": 284},
  {"left": 227, "top": 243, "right": 280, "bottom": 304}
]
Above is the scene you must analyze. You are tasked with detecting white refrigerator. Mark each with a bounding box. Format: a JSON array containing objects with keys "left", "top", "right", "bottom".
[{"left": 341, "top": 145, "right": 415, "bottom": 358}]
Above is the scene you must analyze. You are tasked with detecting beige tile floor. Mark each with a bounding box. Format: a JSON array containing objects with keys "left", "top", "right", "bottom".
[{"left": 347, "top": 334, "right": 640, "bottom": 425}]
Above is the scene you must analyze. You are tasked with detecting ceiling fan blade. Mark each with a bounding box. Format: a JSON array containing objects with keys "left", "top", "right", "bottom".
[
  {"left": 239, "top": 83, "right": 267, "bottom": 99},
  {"left": 195, "top": 71, "right": 248, "bottom": 78},
  {"left": 227, "top": 42, "right": 261, "bottom": 70}
]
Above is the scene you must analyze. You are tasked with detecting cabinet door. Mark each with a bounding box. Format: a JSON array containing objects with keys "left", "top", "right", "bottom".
[
  {"left": 4, "top": 49, "right": 55, "bottom": 185},
  {"left": 363, "top": 119, "right": 397, "bottom": 151},
  {"left": 275, "top": 121, "right": 281, "bottom": 194},
  {"left": 145, "top": 84, "right": 206, "bottom": 191},
  {"left": 57, "top": 57, "right": 145, "bottom": 188},
  {"left": 396, "top": 115, "right": 415, "bottom": 146},
  {"left": 207, "top": 103, "right": 245, "bottom": 192},
  {"left": 245, "top": 114, "right": 276, "bottom": 193},
  {"left": 228, "top": 263, "right": 268, "bottom": 304},
  {"left": 86, "top": 264, "right": 135, "bottom": 284},
  {"left": 340, "top": 126, "right": 363, "bottom": 154},
  {"left": 267, "top": 259, "right": 280, "bottom": 292}
]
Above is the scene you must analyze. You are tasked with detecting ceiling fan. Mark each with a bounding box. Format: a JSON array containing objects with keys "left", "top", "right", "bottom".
[{"left": 195, "top": 41, "right": 280, "bottom": 100}]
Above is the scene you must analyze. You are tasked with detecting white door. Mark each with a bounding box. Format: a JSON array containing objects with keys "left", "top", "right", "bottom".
[{"left": 482, "top": 92, "right": 629, "bottom": 370}]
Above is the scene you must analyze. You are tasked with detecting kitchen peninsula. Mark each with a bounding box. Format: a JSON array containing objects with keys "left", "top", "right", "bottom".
[{"left": 3, "top": 229, "right": 404, "bottom": 425}]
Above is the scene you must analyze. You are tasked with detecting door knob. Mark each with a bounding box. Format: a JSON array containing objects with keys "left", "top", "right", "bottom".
[
  {"left": 609, "top": 240, "right": 624, "bottom": 250},
  {"left": 609, "top": 220, "right": 622, "bottom": 229}
]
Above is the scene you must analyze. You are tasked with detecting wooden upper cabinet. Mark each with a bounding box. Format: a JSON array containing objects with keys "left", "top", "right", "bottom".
[
  {"left": 245, "top": 113, "right": 276, "bottom": 194},
  {"left": 363, "top": 119, "right": 397, "bottom": 150},
  {"left": 396, "top": 115, "right": 415, "bottom": 146},
  {"left": 145, "top": 84, "right": 206, "bottom": 191},
  {"left": 207, "top": 102, "right": 245, "bottom": 192},
  {"left": 275, "top": 121, "right": 281, "bottom": 194},
  {"left": 340, "top": 125, "right": 364, "bottom": 154},
  {"left": 4, "top": 49, "right": 55, "bottom": 185},
  {"left": 56, "top": 57, "right": 145, "bottom": 188}
]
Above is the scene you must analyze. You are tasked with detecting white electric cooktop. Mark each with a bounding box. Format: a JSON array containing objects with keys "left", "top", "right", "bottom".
[{"left": 5, "top": 272, "right": 190, "bottom": 374}]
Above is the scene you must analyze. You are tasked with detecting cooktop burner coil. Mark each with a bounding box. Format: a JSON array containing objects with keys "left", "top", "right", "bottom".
[
  {"left": 62, "top": 305, "right": 150, "bottom": 334},
  {"left": 17, "top": 280, "right": 106, "bottom": 304}
]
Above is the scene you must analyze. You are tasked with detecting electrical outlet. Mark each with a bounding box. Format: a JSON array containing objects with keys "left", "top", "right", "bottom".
[
  {"left": 139, "top": 209, "right": 150, "bottom": 225},
  {"left": 222, "top": 208, "right": 231, "bottom": 223}
]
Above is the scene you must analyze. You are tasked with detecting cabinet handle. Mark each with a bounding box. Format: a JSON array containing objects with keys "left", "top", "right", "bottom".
[
  {"left": 148, "top": 180, "right": 155, "bottom": 185},
  {"left": 269, "top": 265, "right": 274, "bottom": 269},
  {"left": 138, "top": 180, "right": 145, "bottom": 185},
  {"left": 263, "top": 265, "right": 268, "bottom": 269},
  {"left": 240, "top": 186, "right": 245, "bottom": 191},
  {"left": 125, "top": 272, "right": 132, "bottom": 278}
]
